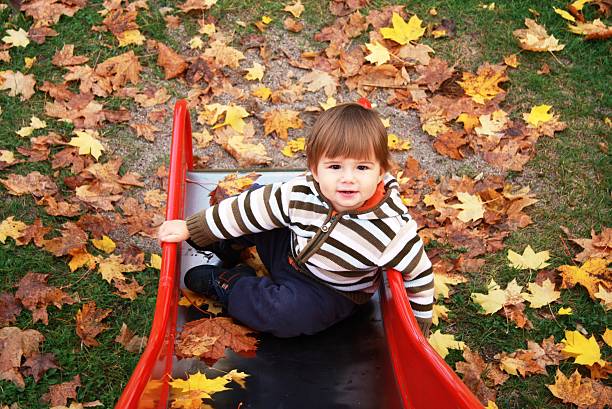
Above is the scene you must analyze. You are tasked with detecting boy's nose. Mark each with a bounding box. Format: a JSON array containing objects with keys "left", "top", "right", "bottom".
[{"left": 340, "top": 169, "right": 356, "bottom": 182}]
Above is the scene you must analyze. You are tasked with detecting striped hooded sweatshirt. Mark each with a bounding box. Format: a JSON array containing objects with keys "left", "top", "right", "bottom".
[{"left": 186, "top": 172, "right": 434, "bottom": 329}]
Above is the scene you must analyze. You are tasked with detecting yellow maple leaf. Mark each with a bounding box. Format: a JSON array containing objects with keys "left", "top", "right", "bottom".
[
  {"left": 2, "top": 28, "right": 30, "bottom": 48},
  {"left": 224, "top": 369, "right": 249, "bottom": 388},
  {"left": 170, "top": 390, "right": 210, "bottom": 409},
  {"left": 553, "top": 8, "right": 576, "bottom": 22},
  {"left": 603, "top": 329, "right": 612, "bottom": 347},
  {"left": 149, "top": 253, "right": 162, "bottom": 270},
  {"left": 68, "top": 249, "right": 97, "bottom": 272},
  {"left": 244, "top": 62, "right": 265, "bottom": 81},
  {"left": 432, "top": 304, "right": 449, "bottom": 326},
  {"left": 284, "top": 0, "right": 304, "bottom": 18},
  {"left": 199, "top": 22, "right": 216, "bottom": 35},
  {"left": 92, "top": 235, "right": 116, "bottom": 254},
  {"left": 281, "top": 137, "right": 305, "bottom": 157},
  {"left": 524, "top": 104, "right": 553, "bottom": 127},
  {"left": 68, "top": 130, "right": 105, "bottom": 161},
  {"left": 365, "top": 41, "right": 391, "bottom": 66},
  {"left": 192, "top": 129, "right": 213, "bottom": 149},
  {"left": 261, "top": 15, "right": 272, "bottom": 24},
  {"left": 503, "top": 53, "right": 520, "bottom": 68},
  {"left": 558, "top": 258, "right": 609, "bottom": 299},
  {"left": 521, "top": 279, "right": 560, "bottom": 308},
  {"left": 319, "top": 96, "right": 337, "bottom": 110},
  {"left": 558, "top": 307, "right": 573, "bottom": 315},
  {"left": 451, "top": 192, "right": 484, "bottom": 223},
  {"left": 456, "top": 113, "right": 480, "bottom": 132},
  {"left": 387, "top": 134, "right": 411, "bottom": 151},
  {"left": 252, "top": 86, "right": 272, "bottom": 100},
  {"left": 170, "top": 371, "right": 230, "bottom": 396},
  {"left": 117, "top": 30, "right": 146, "bottom": 47},
  {"left": 513, "top": 18, "right": 565, "bottom": 52},
  {"left": 188, "top": 36, "right": 204, "bottom": 49},
  {"left": 507, "top": 245, "right": 550, "bottom": 270},
  {"left": 547, "top": 370, "right": 598, "bottom": 407},
  {"left": 24, "top": 56, "right": 36, "bottom": 69},
  {"left": 568, "top": 19, "right": 611, "bottom": 37},
  {"left": 0, "top": 150, "right": 16, "bottom": 163},
  {"left": 485, "top": 401, "right": 499, "bottom": 409},
  {"left": 471, "top": 279, "right": 507, "bottom": 314},
  {"left": 594, "top": 284, "right": 611, "bottom": 310},
  {"left": 571, "top": 0, "right": 591, "bottom": 11},
  {"left": 263, "top": 109, "right": 303, "bottom": 140},
  {"left": 433, "top": 273, "right": 467, "bottom": 300},
  {"left": 0, "top": 216, "right": 27, "bottom": 244},
  {"left": 561, "top": 330, "right": 605, "bottom": 366},
  {"left": 212, "top": 105, "right": 249, "bottom": 134},
  {"left": 428, "top": 330, "right": 465, "bottom": 359},
  {"left": 457, "top": 63, "right": 508, "bottom": 104},
  {"left": 380, "top": 12, "right": 425, "bottom": 45}
]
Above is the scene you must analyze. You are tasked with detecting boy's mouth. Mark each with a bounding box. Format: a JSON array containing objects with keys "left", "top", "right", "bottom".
[{"left": 337, "top": 190, "right": 358, "bottom": 198}]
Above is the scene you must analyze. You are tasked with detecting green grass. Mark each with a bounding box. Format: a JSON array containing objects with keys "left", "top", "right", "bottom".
[{"left": 1, "top": 0, "right": 610, "bottom": 408}]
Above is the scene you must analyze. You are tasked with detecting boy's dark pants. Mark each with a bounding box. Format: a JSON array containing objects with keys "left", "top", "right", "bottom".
[{"left": 217, "top": 228, "right": 357, "bottom": 338}]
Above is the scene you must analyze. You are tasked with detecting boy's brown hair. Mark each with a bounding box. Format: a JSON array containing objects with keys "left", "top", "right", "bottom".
[{"left": 306, "top": 103, "right": 393, "bottom": 171}]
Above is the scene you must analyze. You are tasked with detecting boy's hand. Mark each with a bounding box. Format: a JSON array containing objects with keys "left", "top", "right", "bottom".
[{"left": 158, "top": 220, "right": 189, "bottom": 243}]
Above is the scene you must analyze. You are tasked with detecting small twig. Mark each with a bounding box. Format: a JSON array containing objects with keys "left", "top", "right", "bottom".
[
  {"left": 61, "top": 268, "right": 94, "bottom": 289},
  {"left": 360, "top": 83, "right": 410, "bottom": 89},
  {"left": 547, "top": 304, "right": 564, "bottom": 329},
  {"left": 559, "top": 234, "right": 577, "bottom": 265},
  {"left": 548, "top": 51, "right": 565, "bottom": 67},
  {"left": 186, "top": 178, "right": 216, "bottom": 191}
]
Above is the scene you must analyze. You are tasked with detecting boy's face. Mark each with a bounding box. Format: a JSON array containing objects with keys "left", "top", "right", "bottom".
[{"left": 311, "top": 155, "right": 384, "bottom": 212}]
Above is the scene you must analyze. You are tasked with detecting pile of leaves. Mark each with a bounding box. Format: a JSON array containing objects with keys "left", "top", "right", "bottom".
[{"left": 0, "top": 0, "right": 610, "bottom": 407}]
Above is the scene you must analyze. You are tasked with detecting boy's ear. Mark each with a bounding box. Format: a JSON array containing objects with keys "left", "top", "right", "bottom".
[{"left": 310, "top": 166, "right": 319, "bottom": 182}]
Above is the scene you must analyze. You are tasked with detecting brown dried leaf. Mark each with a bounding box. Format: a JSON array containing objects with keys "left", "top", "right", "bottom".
[
  {"left": 51, "top": 44, "right": 89, "bottom": 67},
  {"left": 15, "top": 272, "right": 75, "bottom": 325},
  {"left": 175, "top": 317, "right": 258, "bottom": 362},
  {"left": 0, "top": 70, "right": 36, "bottom": 100},
  {"left": 0, "top": 326, "right": 44, "bottom": 388},
  {"left": 22, "top": 352, "right": 59, "bottom": 382},
  {"left": 157, "top": 42, "right": 188, "bottom": 79},
  {"left": 41, "top": 375, "right": 81, "bottom": 407},
  {"left": 0, "top": 171, "right": 58, "bottom": 197},
  {"left": 43, "top": 222, "right": 88, "bottom": 257},
  {"left": 75, "top": 302, "right": 111, "bottom": 347},
  {"left": 115, "top": 323, "right": 147, "bottom": 353},
  {"left": 0, "top": 292, "right": 22, "bottom": 327},
  {"left": 262, "top": 109, "right": 303, "bottom": 140}
]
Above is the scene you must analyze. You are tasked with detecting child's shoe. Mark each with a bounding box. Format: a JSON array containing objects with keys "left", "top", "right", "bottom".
[
  {"left": 186, "top": 239, "right": 244, "bottom": 268},
  {"left": 184, "top": 264, "right": 256, "bottom": 306}
]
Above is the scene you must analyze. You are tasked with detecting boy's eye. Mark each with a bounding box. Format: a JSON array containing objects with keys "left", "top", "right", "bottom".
[
  {"left": 329, "top": 164, "right": 341, "bottom": 170},
  {"left": 357, "top": 165, "right": 370, "bottom": 170}
]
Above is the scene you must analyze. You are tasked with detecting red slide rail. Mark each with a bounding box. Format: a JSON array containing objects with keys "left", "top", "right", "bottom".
[
  {"left": 380, "top": 269, "right": 483, "bottom": 408},
  {"left": 116, "top": 100, "right": 192, "bottom": 408}
]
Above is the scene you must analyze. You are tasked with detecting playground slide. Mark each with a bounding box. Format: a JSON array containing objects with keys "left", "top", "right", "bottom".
[{"left": 115, "top": 100, "right": 483, "bottom": 408}]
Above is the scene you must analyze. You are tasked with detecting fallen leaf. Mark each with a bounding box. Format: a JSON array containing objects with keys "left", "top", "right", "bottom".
[
  {"left": 1, "top": 171, "right": 58, "bottom": 197},
  {"left": 41, "top": 375, "right": 81, "bottom": 407},
  {"left": 92, "top": 235, "right": 116, "bottom": 254},
  {"left": 68, "top": 130, "right": 105, "bottom": 161},
  {"left": 521, "top": 279, "right": 560, "bottom": 308},
  {"left": 115, "top": 323, "right": 147, "bottom": 353},
  {"left": 451, "top": 192, "right": 485, "bottom": 223},
  {"left": 558, "top": 258, "right": 609, "bottom": 299},
  {"left": 0, "top": 327, "right": 45, "bottom": 388},
  {"left": 513, "top": 18, "right": 565, "bottom": 52},
  {"left": 15, "top": 272, "right": 75, "bottom": 325},
  {"left": 457, "top": 63, "right": 508, "bottom": 104},
  {"left": 157, "top": 42, "right": 188, "bottom": 79},
  {"left": 547, "top": 370, "right": 597, "bottom": 407},
  {"left": 75, "top": 302, "right": 111, "bottom": 347},
  {"left": 380, "top": 12, "right": 425, "bottom": 44},
  {"left": 284, "top": 0, "right": 304, "bottom": 18},
  {"left": 244, "top": 62, "right": 264, "bottom": 81},
  {"left": 365, "top": 41, "right": 391, "bottom": 66},
  {"left": 471, "top": 279, "right": 507, "bottom": 314},
  {"left": 508, "top": 245, "right": 550, "bottom": 270},
  {"left": 0, "top": 293, "right": 22, "bottom": 327},
  {"left": 428, "top": 330, "right": 465, "bottom": 358},
  {"left": 0, "top": 216, "right": 27, "bottom": 244},
  {"left": 0, "top": 70, "right": 36, "bottom": 100},
  {"left": 175, "top": 317, "right": 258, "bottom": 362},
  {"left": 263, "top": 109, "right": 303, "bottom": 140},
  {"left": 2, "top": 28, "right": 30, "bottom": 48},
  {"left": 300, "top": 69, "right": 338, "bottom": 96},
  {"left": 561, "top": 330, "right": 606, "bottom": 366}
]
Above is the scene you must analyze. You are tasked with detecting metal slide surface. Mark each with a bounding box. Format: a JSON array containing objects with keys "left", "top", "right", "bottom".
[{"left": 116, "top": 100, "right": 483, "bottom": 409}]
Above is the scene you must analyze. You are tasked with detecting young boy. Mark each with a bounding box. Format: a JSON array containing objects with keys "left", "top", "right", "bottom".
[{"left": 158, "top": 103, "right": 434, "bottom": 338}]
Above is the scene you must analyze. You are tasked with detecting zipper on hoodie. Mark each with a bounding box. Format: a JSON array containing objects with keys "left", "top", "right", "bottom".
[{"left": 295, "top": 213, "right": 342, "bottom": 264}]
